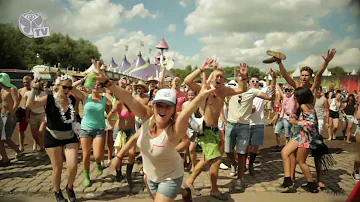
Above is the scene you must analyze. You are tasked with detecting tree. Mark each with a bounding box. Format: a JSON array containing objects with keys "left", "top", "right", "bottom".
[
  {"left": 329, "top": 66, "right": 347, "bottom": 77},
  {"left": 0, "top": 23, "right": 101, "bottom": 71}
]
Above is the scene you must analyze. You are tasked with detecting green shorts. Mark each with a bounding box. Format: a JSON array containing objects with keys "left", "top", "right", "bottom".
[{"left": 198, "top": 128, "right": 221, "bottom": 160}]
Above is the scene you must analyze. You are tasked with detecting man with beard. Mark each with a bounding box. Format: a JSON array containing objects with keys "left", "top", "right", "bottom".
[
  {"left": 17, "top": 76, "right": 32, "bottom": 151},
  {"left": 184, "top": 59, "right": 248, "bottom": 201},
  {"left": 264, "top": 48, "right": 336, "bottom": 190}
]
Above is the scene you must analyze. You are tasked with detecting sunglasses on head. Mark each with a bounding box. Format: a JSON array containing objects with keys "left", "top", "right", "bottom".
[
  {"left": 250, "top": 80, "right": 259, "bottom": 83},
  {"left": 62, "top": 85, "right": 73, "bottom": 90}
]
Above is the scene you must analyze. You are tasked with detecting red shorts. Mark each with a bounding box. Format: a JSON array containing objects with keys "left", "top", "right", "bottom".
[
  {"left": 18, "top": 114, "right": 28, "bottom": 132},
  {"left": 274, "top": 102, "right": 282, "bottom": 113}
]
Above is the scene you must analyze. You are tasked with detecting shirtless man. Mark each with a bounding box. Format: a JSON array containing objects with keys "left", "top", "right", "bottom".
[
  {"left": 17, "top": 76, "right": 32, "bottom": 151},
  {"left": 133, "top": 81, "right": 150, "bottom": 130},
  {"left": 184, "top": 59, "right": 247, "bottom": 201},
  {"left": 0, "top": 73, "right": 24, "bottom": 166},
  {"left": 265, "top": 48, "right": 336, "bottom": 190}
]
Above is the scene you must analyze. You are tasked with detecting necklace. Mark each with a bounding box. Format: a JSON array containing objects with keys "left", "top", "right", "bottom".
[{"left": 53, "top": 94, "right": 75, "bottom": 124}]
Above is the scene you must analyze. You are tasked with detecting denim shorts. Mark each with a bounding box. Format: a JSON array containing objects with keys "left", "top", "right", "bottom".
[
  {"left": 112, "top": 128, "right": 135, "bottom": 140},
  {"left": 79, "top": 129, "right": 106, "bottom": 138},
  {"left": 249, "top": 125, "right": 264, "bottom": 146},
  {"left": 146, "top": 176, "right": 183, "bottom": 198},
  {"left": 1, "top": 114, "right": 18, "bottom": 140},
  {"left": 225, "top": 122, "right": 249, "bottom": 154},
  {"left": 274, "top": 118, "right": 292, "bottom": 137},
  {"left": 343, "top": 115, "right": 355, "bottom": 123}
]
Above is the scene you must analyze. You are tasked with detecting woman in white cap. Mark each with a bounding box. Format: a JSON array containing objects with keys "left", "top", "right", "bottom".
[{"left": 109, "top": 73, "right": 216, "bottom": 202}]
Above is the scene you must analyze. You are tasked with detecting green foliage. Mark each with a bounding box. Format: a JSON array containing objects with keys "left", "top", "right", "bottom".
[
  {"left": 0, "top": 23, "right": 101, "bottom": 71},
  {"left": 329, "top": 66, "right": 347, "bottom": 77}
]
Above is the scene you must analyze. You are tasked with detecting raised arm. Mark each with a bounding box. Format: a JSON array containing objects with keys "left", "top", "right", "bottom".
[
  {"left": 93, "top": 61, "right": 152, "bottom": 120},
  {"left": 257, "top": 69, "right": 277, "bottom": 101},
  {"left": 223, "top": 63, "right": 248, "bottom": 96},
  {"left": 158, "top": 65, "right": 166, "bottom": 89},
  {"left": 26, "top": 79, "right": 47, "bottom": 109},
  {"left": 277, "top": 61, "right": 297, "bottom": 89},
  {"left": 176, "top": 72, "right": 215, "bottom": 139},
  {"left": 107, "top": 100, "right": 121, "bottom": 121},
  {"left": 276, "top": 83, "right": 284, "bottom": 98},
  {"left": 184, "top": 58, "right": 214, "bottom": 93},
  {"left": 71, "top": 77, "right": 87, "bottom": 103},
  {"left": 311, "top": 49, "right": 336, "bottom": 91}
]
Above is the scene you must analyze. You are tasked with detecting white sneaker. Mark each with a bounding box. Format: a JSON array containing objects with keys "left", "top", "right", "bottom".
[
  {"left": 352, "top": 171, "right": 360, "bottom": 181},
  {"left": 230, "top": 165, "right": 237, "bottom": 176},
  {"left": 220, "top": 163, "right": 229, "bottom": 170}
]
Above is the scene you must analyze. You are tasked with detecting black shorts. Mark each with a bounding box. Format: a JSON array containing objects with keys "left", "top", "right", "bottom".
[
  {"left": 44, "top": 130, "right": 78, "bottom": 148},
  {"left": 329, "top": 110, "right": 339, "bottom": 119}
]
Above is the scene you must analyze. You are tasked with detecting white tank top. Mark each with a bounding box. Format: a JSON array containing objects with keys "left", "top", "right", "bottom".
[
  {"left": 136, "top": 118, "right": 184, "bottom": 183},
  {"left": 329, "top": 98, "right": 340, "bottom": 112}
]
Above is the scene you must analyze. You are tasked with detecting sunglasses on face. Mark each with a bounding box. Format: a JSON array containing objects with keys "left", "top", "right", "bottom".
[
  {"left": 285, "top": 89, "right": 292, "bottom": 93},
  {"left": 62, "top": 85, "right": 73, "bottom": 90},
  {"left": 250, "top": 80, "right": 259, "bottom": 83}
]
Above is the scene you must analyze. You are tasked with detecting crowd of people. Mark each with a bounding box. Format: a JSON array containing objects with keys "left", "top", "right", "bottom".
[{"left": 1, "top": 48, "right": 360, "bottom": 202}]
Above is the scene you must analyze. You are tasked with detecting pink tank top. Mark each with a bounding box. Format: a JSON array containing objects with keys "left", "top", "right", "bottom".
[{"left": 280, "top": 94, "right": 297, "bottom": 119}]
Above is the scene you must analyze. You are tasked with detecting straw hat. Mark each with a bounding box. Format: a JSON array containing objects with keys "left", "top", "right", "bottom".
[
  {"left": 134, "top": 80, "right": 149, "bottom": 93},
  {"left": 146, "top": 76, "right": 159, "bottom": 84}
]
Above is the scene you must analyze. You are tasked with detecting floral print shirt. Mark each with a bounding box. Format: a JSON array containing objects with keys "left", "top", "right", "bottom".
[{"left": 291, "top": 109, "right": 319, "bottom": 149}]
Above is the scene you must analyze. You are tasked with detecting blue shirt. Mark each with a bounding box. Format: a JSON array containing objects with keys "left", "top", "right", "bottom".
[{"left": 81, "top": 94, "right": 106, "bottom": 130}]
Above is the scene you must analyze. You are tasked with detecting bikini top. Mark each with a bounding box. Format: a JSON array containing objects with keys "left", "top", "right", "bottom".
[{"left": 119, "top": 110, "right": 135, "bottom": 118}]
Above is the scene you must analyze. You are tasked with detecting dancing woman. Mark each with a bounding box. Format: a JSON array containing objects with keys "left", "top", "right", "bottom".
[
  {"left": 109, "top": 73, "right": 215, "bottom": 202},
  {"left": 281, "top": 87, "right": 319, "bottom": 193},
  {"left": 26, "top": 76, "right": 78, "bottom": 202}
]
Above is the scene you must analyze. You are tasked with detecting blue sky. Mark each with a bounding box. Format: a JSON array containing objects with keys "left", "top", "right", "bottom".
[{"left": 1, "top": 0, "right": 359, "bottom": 72}]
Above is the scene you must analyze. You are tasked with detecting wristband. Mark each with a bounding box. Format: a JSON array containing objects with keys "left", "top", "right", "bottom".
[{"left": 199, "top": 68, "right": 204, "bottom": 72}]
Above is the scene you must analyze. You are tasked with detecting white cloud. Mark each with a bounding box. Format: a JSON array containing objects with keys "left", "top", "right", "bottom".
[
  {"left": 330, "top": 37, "right": 360, "bottom": 51},
  {"left": 296, "top": 48, "right": 360, "bottom": 71},
  {"left": 179, "top": 1, "right": 187, "bottom": 8},
  {"left": 0, "top": 0, "right": 124, "bottom": 39},
  {"left": 125, "top": 3, "right": 158, "bottom": 19},
  {"left": 184, "top": 0, "right": 350, "bottom": 35},
  {"left": 95, "top": 31, "right": 157, "bottom": 64},
  {"left": 167, "top": 24, "right": 176, "bottom": 32},
  {"left": 347, "top": 24, "right": 356, "bottom": 32},
  {"left": 184, "top": 30, "right": 332, "bottom": 70}
]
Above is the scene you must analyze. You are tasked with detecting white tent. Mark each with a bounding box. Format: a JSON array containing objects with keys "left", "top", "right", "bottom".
[
  {"left": 322, "top": 68, "right": 331, "bottom": 76},
  {"left": 84, "top": 63, "right": 95, "bottom": 74},
  {"left": 107, "top": 57, "right": 118, "bottom": 72},
  {"left": 291, "top": 66, "right": 301, "bottom": 77},
  {"left": 351, "top": 69, "right": 357, "bottom": 75}
]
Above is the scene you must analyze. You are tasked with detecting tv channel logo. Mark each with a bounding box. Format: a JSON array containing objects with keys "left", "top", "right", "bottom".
[{"left": 19, "top": 10, "right": 50, "bottom": 38}]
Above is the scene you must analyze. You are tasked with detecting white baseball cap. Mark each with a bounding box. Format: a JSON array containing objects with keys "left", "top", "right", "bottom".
[{"left": 153, "top": 89, "right": 176, "bottom": 106}]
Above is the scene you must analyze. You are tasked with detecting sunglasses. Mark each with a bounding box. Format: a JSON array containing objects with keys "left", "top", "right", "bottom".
[
  {"left": 285, "top": 89, "right": 292, "bottom": 93},
  {"left": 238, "top": 95, "right": 242, "bottom": 104},
  {"left": 250, "top": 80, "right": 259, "bottom": 83},
  {"left": 62, "top": 85, "right": 73, "bottom": 90},
  {"left": 23, "top": 82, "right": 30, "bottom": 84}
]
